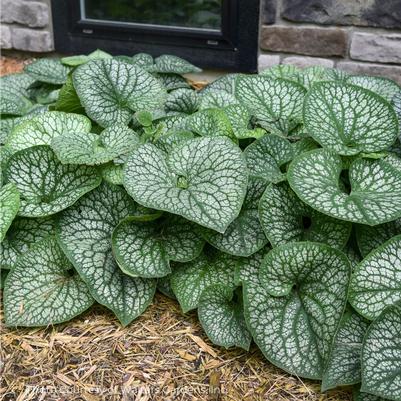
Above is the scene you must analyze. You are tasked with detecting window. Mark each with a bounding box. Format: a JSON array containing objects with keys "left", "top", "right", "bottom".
[{"left": 51, "top": 0, "right": 260, "bottom": 71}]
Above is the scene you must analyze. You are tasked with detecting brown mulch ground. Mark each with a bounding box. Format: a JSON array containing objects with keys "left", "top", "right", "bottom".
[{"left": 0, "top": 54, "right": 353, "bottom": 401}]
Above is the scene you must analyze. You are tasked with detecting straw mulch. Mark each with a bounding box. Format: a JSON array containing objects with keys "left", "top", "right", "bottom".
[{"left": 1, "top": 54, "right": 352, "bottom": 401}]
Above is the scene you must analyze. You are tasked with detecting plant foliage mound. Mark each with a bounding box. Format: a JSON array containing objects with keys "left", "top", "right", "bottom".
[{"left": 1, "top": 51, "right": 401, "bottom": 401}]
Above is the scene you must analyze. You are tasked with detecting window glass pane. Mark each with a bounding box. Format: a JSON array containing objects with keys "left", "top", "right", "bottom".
[{"left": 82, "top": 0, "right": 222, "bottom": 30}]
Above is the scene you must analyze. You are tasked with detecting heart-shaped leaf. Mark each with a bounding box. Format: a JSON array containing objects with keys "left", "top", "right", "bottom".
[
  {"left": 112, "top": 215, "right": 204, "bottom": 278},
  {"left": 6, "top": 111, "right": 92, "bottom": 154},
  {"left": 4, "top": 237, "right": 94, "bottom": 327},
  {"left": 73, "top": 59, "right": 166, "bottom": 127},
  {"left": 123, "top": 137, "right": 248, "bottom": 233},
  {"left": 236, "top": 76, "right": 306, "bottom": 134},
  {"left": 51, "top": 124, "right": 140, "bottom": 165},
  {"left": 0, "top": 183, "right": 20, "bottom": 242},
  {"left": 4, "top": 145, "right": 101, "bottom": 217},
  {"left": 198, "top": 285, "right": 251, "bottom": 350},
  {"left": 24, "top": 58, "right": 71, "bottom": 84},
  {"left": 170, "top": 250, "right": 239, "bottom": 312},
  {"left": 200, "top": 178, "right": 268, "bottom": 257},
  {"left": 165, "top": 88, "right": 199, "bottom": 114},
  {"left": 321, "top": 308, "right": 369, "bottom": 391},
  {"left": 288, "top": 149, "right": 401, "bottom": 225},
  {"left": 356, "top": 218, "right": 401, "bottom": 257},
  {"left": 244, "top": 242, "right": 350, "bottom": 379},
  {"left": 304, "top": 82, "right": 399, "bottom": 155},
  {"left": 349, "top": 235, "right": 401, "bottom": 320},
  {"left": 259, "top": 182, "right": 351, "bottom": 249},
  {"left": 244, "top": 134, "right": 294, "bottom": 182},
  {"left": 1, "top": 216, "right": 54, "bottom": 270},
  {"left": 361, "top": 303, "right": 401, "bottom": 401},
  {"left": 152, "top": 55, "right": 201, "bottom": 74},
  {"left": 57, "top": 182, "right": 157, "bottom": 325}
]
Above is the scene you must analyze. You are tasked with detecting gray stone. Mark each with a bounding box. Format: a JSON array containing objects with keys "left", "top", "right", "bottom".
[
  {"left": 337, "top": 61, "right": 401, "bottom": 85},
  {"left": 262, "top": 0, "right": 276, "bottom": 25},
  {"left": 282, "top": 56, "right": 334, "bottom": 68},
  {"left": 1, "top": 0, "right": 49, "bottom": 28},
  {"left": 258, "top": 54, "right": 280, "bottom": 71},
  {"left": 281, "top": 0, "right": 401, "bottom": 29},
  {"left": 261, "top": 26, "right": 348, "bottom": 57},
  {"left": 0, "top": 25, "right": 12, "bottom": 49},
  {"left": 11, "top": 27, "right": 54, "bottom": 52},
  {"left": 350, "top": 32, "right": 401, "bottom": 64}
]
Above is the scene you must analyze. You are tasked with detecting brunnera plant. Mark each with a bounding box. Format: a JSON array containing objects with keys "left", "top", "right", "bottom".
[{"left": 1, "top": 51, "right": 401, "bottom": 401}]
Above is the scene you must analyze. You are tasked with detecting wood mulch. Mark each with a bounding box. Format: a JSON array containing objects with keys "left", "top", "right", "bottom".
[{"left": 0, "top": 53, "right": 352, "bottom": 401}]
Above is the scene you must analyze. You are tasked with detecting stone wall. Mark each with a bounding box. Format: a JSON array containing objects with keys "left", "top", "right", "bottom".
[
  {"left": 259, "top": 0, "right": 401, "bottom": 84},
  {"left": 1, "top": 0, "right": 54, "bottom": 52}
]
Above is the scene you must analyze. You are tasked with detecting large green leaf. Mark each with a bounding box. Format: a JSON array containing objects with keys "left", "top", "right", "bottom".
[
  {"left": 235, "top": 76, "right": 306, "bottom": 134},
  {"left": 361, "top": 304, "right": 401, "bottom": 401},
  {"left": 0, "top": 183, "right": 20, "bottom": 242},
  {"left": 244, "top": 242, "right": 350, "bottom": 379},
  {"left": 198, "top": 285, "right": 251, "bottom": 350},
  {"left": 123, "top": 137, "right": 248, "bottom": 233},
  {"left": 165, "top": 88, "right": 199, "bottom": 114},
  {"left": 112, "top": 215, "right": 204, "bottom": 278},
  {"left": 51, "top": 124, "right": 140, "bottom": 165},
  {"left": 4, "top": 145, "right": 101, "bottom": 217},
  {"left": 170, "top": 250, "right": 239, "bottom": 312},
  {"left": 151, "top": 55, "right": 201, "bottom": 74},
  {"left": 6, "top": 111, "right": 91, "bottom": 154},
  {"left": 349, "top": 235, "right": 401, "bottom": 320},
  {"left": 356, "top": 218, "right": 401, "bottom": 257},
  {"left": 0, "top": 216, "right": 54, "bottom": 270},
  {"left": 303, "top": 82, "right": 399, "bottom": 155},
  {"left": 4, "top": 237, "right": 94, "bottom": 327},
  {"left": 73, "top": 59, "right": 166, "bottom": 127},
  {"left": 288, "top": 149, "right": 401, "bottom": 225},
  {"left": 244, "top": 134, "right": 294, "bottom": 183},
  {"left": 56, "top": 182, "right": 156, "bottom": 325},
  {"left": 53, "top": 75, "right": 84, "bottom": 114},
  {"left": 200, "top": 178, "right": 268, "bottom": 257},
  {"left": 321, "top": 308, "right": 369, "bottom": 391},
  {"left": 259, "top": 182, "right": 351, "bottom": 249},
  {"left": 24, "top": 58, "right": 71, "bottom": 84}
]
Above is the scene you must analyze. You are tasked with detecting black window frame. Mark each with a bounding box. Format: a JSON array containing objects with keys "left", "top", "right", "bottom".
[{"left": 51, "top": 0, "right": 260, "bottom": 72}]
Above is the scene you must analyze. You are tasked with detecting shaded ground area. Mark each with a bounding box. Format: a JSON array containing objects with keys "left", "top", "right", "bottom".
[{"left": 0, "top": 53, "right": 352, "bottom": 401}]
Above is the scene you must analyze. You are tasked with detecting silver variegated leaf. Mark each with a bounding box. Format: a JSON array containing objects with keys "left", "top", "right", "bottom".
[
  {"left": 198, "top": 285, "right": 251, "bottom": 350},
  {"left": 304, "top": 82, "right": 399, "bottom": 155},
  {"left": 123, "top": 137, "right": 248, "bottom": 233},
  {"left": 0, "top": 87, "right": 33, "bottom": 116},
  {"left": 0, "top": 183, "right": 20, "bottom": 242},
  {"left": 152, "top": 55, "right": 201, "bottom": 74},
  {"left": 321, "top": 308, "right": 369, "bottom": 391},
  {"left": 5, "top": 111, "right": 92, "bottom": 155},
  {"left": 4, "top": 145, "right": 101, "bottom": 217},
  {"left": 57, "top": 182, "right": 157, "bottom": 326},
  {"left": 165, "top": 88, "right": 199, "bottom": 114},
  {"left": 236, "top": 76, "right": 306, "bottom": 135},
  {"left": 361, "top": 304, "right": 401, "bottom": 401},
  {"left": 24, "top": 58, "right": 71, "bottom": 84},
  {"left": 51, "top": 124, "right": 140, "bottom": 165},
  {"left": 4, "top": 237, "right": 94, "bottom": 327},
  {"left": 0, "top": 216, "right": 54, "bottom": 270},
  {"left": 200, "top": 178, "right": 268, "bottom": 257},
  {"left": 349, "top": 235, "right": 401, "bottom": 320},
  {"left": 170, "top": 250, "right": 239, "bottom": 312},
  {"left": 199, "top": 90, "right": 239, "bottom": 109},
  {"left": 61, "top": 49, "right": 112, "bottom": 66},
  {"left": 244, "top": 242, "right": 350, "bottom": 379},
  {"left": 244, "top": 134, "right": 294, "bottom": 182},
  {"left": 356, "top": 218, "right": 401, "bottom": 257},
  {"left": 73, "top": 59, "right": 166, "bottom": 127},
  {"left": 185, "top": 108, "right": 234, "bottom": 138},
  {"left": 288, "top": 149, "right": 401, "bottom": 225},
  {"left": 259, "top": 182, "right": 351, "bottom": 249}
]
